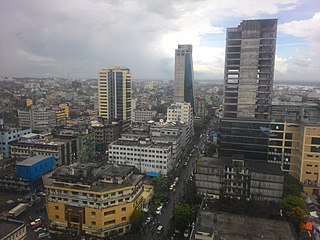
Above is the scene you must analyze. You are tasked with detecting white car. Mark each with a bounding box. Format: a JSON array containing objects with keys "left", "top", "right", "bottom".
[
  {"left": 156, "top": 209, "right": 162, "bottom": 215},
  {"left": 175, "top": 177, "right": 179, "bottom": 182}
]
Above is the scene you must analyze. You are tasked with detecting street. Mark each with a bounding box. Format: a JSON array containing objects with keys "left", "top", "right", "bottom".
[{"left": 140, "top": 129, "right": 208, "bottom": 240}]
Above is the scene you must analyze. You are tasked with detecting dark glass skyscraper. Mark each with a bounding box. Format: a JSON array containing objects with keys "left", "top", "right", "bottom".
[{"left": 174, "top": 44, "right": 195, "bottom": 113}]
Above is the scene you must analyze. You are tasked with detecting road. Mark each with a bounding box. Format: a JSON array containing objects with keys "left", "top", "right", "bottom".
[{"left": 141, "top": 132, "right": 207, "bottom": 240}]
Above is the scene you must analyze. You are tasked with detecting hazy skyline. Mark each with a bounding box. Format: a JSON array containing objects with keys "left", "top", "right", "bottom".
[{"left": 0, "top": 0, "right": 319, "bottom": 81}]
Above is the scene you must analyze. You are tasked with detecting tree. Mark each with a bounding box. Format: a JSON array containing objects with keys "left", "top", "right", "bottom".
[
  {"left": 281, "top": 195, "right": 307, "bottom": 230},
  {"left": 130, "top": 209, "right": 143, "bottom": 232},
  {"left": 287, "top": 206, "right": 306, "bottom": 225},
  {"left": 283, "top": 174, "right": 303, "bottom": 197},
  {"left": 173, "top": 204, "right": 193, "bottom": 232},
  {"left": 281, "top": 195, "right": 306, "bottom": 214}
]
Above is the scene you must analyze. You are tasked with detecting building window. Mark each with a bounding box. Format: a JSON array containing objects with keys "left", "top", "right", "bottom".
[
  {"left": 104, "top": 220, "right": 115, "bottom": 225},
  {"left": 121, "top": 217, "right": 126, "bottom": 221},
  {"left": 55, "top": 206, "right": 59, "bottom": 210},
  {"left": 91, "top": 211, "right": 96, "bottom": 216},
  {"left": 55, "top": 215, "right": 59, "bottom": 219},
  {"left": 121, "top": 207, "right": 126, "bottom": 211},
  {"left": 91, "top": 221, "right": 96, "bottom": 226},
  {"left": 104, "top": 210, "right": 115, "bottom": 216}
]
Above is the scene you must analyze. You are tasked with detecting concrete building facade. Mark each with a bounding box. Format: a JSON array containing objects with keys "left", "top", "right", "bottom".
[
  {"left": 223, "top": 19, "right": 277, "bottom": 119},
  {"left": 195, "top": 157, "right": 284, "bottom": 202}
]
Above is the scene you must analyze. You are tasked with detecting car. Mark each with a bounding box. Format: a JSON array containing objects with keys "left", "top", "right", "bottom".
[
  {"left": 157, "top": 225, "right": 164, "bottom": 234},
  {"left": 34, "top": 227, "right": 44, "bottom": 233},
  {"left": 156, "top": 209, "right": 162, "bottom": 215},
  {"left": 38, "top": 232, "right": 50, "bottom": 238},
  {"left": 175, "top": 177, "right": 179, "bottom": 182},
  {"left": 145, "top": 217, "right": 152, "bottom": 224},
  {"left": 38, "top": 192, "right": 46, "bottom": 197},
  {"left": 169, "top": 185, "right": 174, "bottom": 191},
  {"left": 184, "top": 228, "right": 190, "bottom": 238}
]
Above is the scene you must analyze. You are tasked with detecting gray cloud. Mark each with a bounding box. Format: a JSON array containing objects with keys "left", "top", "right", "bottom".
[{"left": 1, "top": 0, "right": 317, "bottom": 81}]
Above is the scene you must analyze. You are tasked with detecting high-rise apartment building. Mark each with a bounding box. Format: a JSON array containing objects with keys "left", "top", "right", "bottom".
[
  {"left": 223, "top": 19, "right": 277, "bottom": 119},
  {"left": 98, "top": 67, "right": 132, "bottom": 121},
  {"left": 219, "top": 19, "right": 278, "bottom": 161},
  {"left": 174, "top": 45, "right": 195, "bottom": 112}
]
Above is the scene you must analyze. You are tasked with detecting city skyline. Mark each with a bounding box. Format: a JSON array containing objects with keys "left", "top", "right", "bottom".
[{"left": 0, "top": 0, "right": 319, "bottom": 81}]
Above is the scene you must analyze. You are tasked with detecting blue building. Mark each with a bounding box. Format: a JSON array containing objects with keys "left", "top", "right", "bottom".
[{"left": 16, "top": 155, "right": 55, "bottom": 192}]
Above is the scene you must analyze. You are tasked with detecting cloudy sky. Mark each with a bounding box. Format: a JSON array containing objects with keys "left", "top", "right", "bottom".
[{"left": 0, "top": 0, "right": 319, "bottom": 81}]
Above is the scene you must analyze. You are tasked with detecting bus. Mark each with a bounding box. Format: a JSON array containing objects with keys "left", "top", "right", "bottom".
[{"left": 8, "top": 203, "right": 27, "bottom": 218}]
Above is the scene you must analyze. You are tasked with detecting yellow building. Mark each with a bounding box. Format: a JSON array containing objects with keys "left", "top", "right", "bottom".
[
  {"left": 45, "top": 163, "right": 144, "bottom": 237},
  {"left": 53, "top": 107, "right": 67, "bottom": 125},
  {"left": 296, "top": 124, "right": 320, "bottom": 196},
  {"left": 269, "top": 122, "right": 300, "bottom": 172},
  {"left": 58, "top": 104, "right": 70, "bottom": 118},
  {"left": 26, "top": 98, "right": 33, "bottom": 107},
  {"left": 269, "top": 122, "right": 320, "bottom": 196}
]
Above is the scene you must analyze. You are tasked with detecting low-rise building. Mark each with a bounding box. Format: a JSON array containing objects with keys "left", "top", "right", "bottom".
[
  {"left": 10, "top": 138, "right": 72, "bottom": 166},
  {"left": 0, "top": 124, "right": 31, "bottom": 158},
  {"left": 195, "top": 157, "right": 284, "bottom": 202},
  {"left": 91, "top": 120, "right": 129, "bottom": 153},
  {"left": 0, "top": 155, "right": 55, "bottom": 193},
  {"left": 45, "top": 163, "right": 144, "bottom": 238},
  {"left": 108, "top": 138, "right": 173, "bottom": 176},
  {"left": 0, "top": 219, "right": 27, "bottom": 240}
]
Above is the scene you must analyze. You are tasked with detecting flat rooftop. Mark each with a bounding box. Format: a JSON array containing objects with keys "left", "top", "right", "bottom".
[
  {"left": 197, "top": 211, "right": 293, "bottom": 240},
  {"left": 16, "top": 155, "right": 52, "bottom": 167},
  {"left": 213, "top": 212, "right": 293, "bottom": 240},
  {"left": 47, "top": 163, "right": 144, "bottom": 192},
  {"left": 112, "top": 139, "right": 171, "bottom": 149},
  {"left": 0, "top": 220, "right": 25, "bottom": 239}
]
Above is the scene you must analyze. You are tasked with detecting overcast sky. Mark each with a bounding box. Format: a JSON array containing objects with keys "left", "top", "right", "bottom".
[{"left": 0, "top": 0, "right": 319, "bottom": 81}]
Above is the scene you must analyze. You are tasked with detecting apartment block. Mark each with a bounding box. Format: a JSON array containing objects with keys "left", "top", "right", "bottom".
[
  {"left": 45, "top": 163, "right": 144, "bottom": 237},
  {"left": 108, "top": 138, "right": 173, "bottom": 176}
]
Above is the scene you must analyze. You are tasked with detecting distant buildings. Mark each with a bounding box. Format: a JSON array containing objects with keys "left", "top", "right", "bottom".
[
  {"left": 98, "top": 67, "right": 132, "bottom": 121},
  {"left": 174, "top": 45, "right": 195, "bottom": 112},
  {"left": 195, "top": 157, "right": 284, "bottom": 202},
  {"left": 18, "top": 105, "right": 68, "bottom": 131},
  {"left": 45, "top": 163, "right": 145, "bottom": 238}
]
